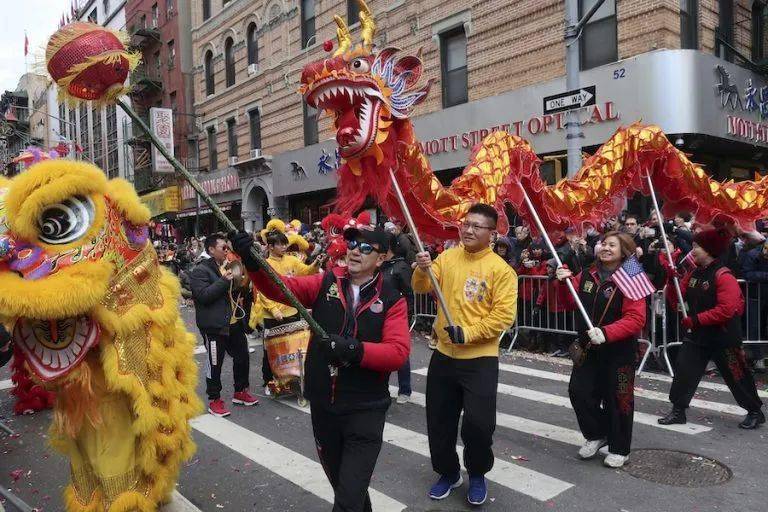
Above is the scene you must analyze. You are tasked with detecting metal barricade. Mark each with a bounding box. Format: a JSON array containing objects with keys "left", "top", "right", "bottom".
[{"left": 410, "top": 293, "right": 438, "bottom": 332}]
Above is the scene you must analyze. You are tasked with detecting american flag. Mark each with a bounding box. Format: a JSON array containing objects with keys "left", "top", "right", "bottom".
[
  {"left": 681, "top": 250, "right": 697, "bottom": 271},
  {"left": 612, "top": 256, "right": 655, "bottom": 301}
]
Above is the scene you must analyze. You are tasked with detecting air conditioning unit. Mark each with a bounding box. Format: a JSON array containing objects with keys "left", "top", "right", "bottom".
[
  {"left": 228, "top": 156, "right": 239, "bottom": 166},
  {"left": 249, "top": 148, "right": 262, "bottom": 159},
  {"left": 248, "top": 64, "right": 259, "bottom": 75}
]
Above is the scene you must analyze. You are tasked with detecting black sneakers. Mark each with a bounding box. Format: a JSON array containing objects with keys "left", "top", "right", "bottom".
[
  {"left": 657, "top": 406, "right": 687, "bottom": 425},
  {"left": 738, "top": 410, "right": 766, "bottom": 430}
]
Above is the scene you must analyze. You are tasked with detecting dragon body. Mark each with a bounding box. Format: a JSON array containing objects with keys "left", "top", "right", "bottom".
[
  {"left": 301, "top": 1, "right": 768, "bottom": 237},
  {"left": 0, "top": 161, "right": 200, "bottom": 511}
]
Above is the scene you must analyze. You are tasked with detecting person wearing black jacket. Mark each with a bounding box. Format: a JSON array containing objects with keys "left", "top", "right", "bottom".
[
  {"left": 231, "top": 226, "right": 410, "bottom": 512},
  {"left": 190, "top": 234, "right": 258, "bottom": 418}
]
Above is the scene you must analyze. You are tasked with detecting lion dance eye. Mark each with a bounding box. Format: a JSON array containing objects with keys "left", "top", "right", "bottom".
[
  {"left": 350, "top": 57, "right": 370, "bottom": 73},
  {"left": 38, "top": 196, "right": 95, "bottom": 245}
]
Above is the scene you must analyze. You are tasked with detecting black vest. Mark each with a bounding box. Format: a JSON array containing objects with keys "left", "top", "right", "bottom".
[
  {"left": 575, "top": 267, "right": 637, "bottom": 354},
  {"left": 686, "top": 263, "right": 742, "bottom": 348},
  {"left": 305, "top": 271, "right": 402, "bottom": 412}
]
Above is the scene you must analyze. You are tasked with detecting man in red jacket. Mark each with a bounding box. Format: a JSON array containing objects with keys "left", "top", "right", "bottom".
[
  {"left": 231, "top": 226, "right": 410, "bottom": 512},
  {"left": 659, "top": 228, "right": 764, "bottom": 429}
]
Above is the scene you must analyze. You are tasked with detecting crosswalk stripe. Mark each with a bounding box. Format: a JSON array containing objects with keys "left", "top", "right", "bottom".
[
  {"left": 191, "top": 415, "right": 406, "bottom": 512},
  {"left": 280, "top": 401, "right": 574, "bottom": 501},
  {"left": 161, "top": 491, "right": 203, "bottom": 512},
  {"left": 499, "top": 364, "right": 747, "bottom": 416},
  {"left": 411, "top": 368, "right": 711, "bottom": 434},
  {"left": 0, "top": 379, "right": 11, "bottom": 391},
  {"left": 389, "top": 386, "right": 585, "bottom": 447}
]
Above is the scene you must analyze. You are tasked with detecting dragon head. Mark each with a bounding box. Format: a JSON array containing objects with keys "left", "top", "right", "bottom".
[
  {"left": 0, "top": 160, "right": 152, "bottom": 381},
  {"left": 300, "top": 0, "right": 431, "bottom": 176}
]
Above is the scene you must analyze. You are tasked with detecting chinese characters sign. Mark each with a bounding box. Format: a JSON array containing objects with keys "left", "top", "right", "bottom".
[
  {"left": 716, "top": 65, "right": 768, "bottom": 146},
  {"left": 150, "top": 107, "right": 174, "bottom": 173}
]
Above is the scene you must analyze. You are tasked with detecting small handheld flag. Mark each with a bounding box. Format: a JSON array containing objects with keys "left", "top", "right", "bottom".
[{"left": 612, "top": 256, "right": 655, "bottom": 300}]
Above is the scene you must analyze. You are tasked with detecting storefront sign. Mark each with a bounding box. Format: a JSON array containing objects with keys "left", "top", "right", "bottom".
[
  {"left": 726, "top": 115, "right": 768, "bottom": 144},
  {"left": 418, "top": 102, "right": 619, "bottom": 157},
  {"left": 714, "top": 64, "right": 768, "bottom": 146},
  {"left": 181, "top": 168, "right": 240, "bottom": 200},
  {"left": 141, "top": 186, "right": 181, "bottom": 218},
  {"left": 150, "top": 107, "right": 174, "bottom": 173}
]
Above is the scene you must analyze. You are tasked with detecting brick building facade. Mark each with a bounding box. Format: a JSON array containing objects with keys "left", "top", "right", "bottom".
[{"left": 189, "top": 0, "right": 768, "bottom": 231}]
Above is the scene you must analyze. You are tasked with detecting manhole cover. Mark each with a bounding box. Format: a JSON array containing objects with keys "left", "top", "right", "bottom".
[{"left": 622, "top": 449, "right": 732, "bottom": 487}]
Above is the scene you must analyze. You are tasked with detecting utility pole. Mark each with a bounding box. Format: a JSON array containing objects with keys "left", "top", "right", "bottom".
[{"left": 564, "top": 0, "right": 605, "bottom": 177}]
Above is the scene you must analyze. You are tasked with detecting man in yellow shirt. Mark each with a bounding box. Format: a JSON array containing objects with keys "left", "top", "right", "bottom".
[
  {"left": 259, "top": 230, "right": 325, "bottom": 391},
  {"left": 413, "top": 203, "right": 517, "bottom": 506}
]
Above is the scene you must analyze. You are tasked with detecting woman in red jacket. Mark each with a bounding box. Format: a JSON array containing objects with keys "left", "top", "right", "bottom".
[
  {"left": 658, "top": 228, "right": 764, "bottom": 429},
  {"left": 556, "top": 232, "right": 646, "bottom": 468}
]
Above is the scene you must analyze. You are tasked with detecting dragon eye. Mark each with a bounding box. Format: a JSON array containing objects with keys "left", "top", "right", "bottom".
[
  {"left": 38, "top": 196, "right": 95, "bottom": 245},
  {"left": 350, "top": 58, "right": 370, "bottom": 73}
]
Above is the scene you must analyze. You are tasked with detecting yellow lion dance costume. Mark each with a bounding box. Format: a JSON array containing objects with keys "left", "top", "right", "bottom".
[{"left": 0, "top": 160, "right": 201, "bottom": 511}]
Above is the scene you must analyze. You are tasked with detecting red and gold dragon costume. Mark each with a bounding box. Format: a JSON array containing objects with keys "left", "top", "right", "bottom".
[{"left": 301, "top": 1, "right": 768, "bottom": 237}]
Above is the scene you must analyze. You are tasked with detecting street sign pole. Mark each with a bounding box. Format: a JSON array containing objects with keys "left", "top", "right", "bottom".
[{"left": 564, "top": 0, "right": 605, "bottom": 177}]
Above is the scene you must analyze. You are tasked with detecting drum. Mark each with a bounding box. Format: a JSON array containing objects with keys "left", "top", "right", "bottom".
[{"left": 264, "top": 319, "right": 311, "bottom": 385}]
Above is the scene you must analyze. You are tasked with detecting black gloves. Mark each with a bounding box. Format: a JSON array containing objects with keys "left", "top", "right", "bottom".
[
  {"left": 444, "top": 325, "right": 465, "bottom": 345},
  {"left": 325, "top": 334, "right": 364, "bottom": 367},
  {"left": 228, "top": 230, "right": 261, "bottom": 272}
]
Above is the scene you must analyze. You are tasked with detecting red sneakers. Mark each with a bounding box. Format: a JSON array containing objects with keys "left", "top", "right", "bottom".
[
  {"left": 208, "top": 399, "right": 231, "bottom": 417},
  {"left": 232, "top": 389, "right": 260, "bottom": 406}
]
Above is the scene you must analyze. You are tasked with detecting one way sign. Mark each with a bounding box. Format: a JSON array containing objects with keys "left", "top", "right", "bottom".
[{"left": 543, "top": 86, "right": 597, "bottom": 115}]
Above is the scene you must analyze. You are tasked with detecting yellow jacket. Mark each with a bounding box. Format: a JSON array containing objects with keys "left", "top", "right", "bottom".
[
  {"left": 257, "top": 254, "right": 320, "bottom": 320},
  {"left": 412, "top": 246, "right": 518, "bottom": 359}
]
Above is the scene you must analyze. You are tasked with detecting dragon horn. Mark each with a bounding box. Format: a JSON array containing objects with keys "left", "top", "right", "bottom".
[
  {"left": 358, "top": 0, "right": 376, "bottom": 48},
  {"left": 333, "top": 15, "right": 352, "bottom": 56}
]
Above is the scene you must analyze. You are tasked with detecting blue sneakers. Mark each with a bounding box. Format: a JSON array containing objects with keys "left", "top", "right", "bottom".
[
  {"left": 428, "top": 472, "right": 463, "bottom": 500},
  {"left": 467, "top": 475, "right": 488, "bottom": 506}
]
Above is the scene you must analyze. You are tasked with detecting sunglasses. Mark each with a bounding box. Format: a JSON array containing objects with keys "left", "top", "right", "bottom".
[{"left": 346, "top": 239, "right": 381, "bottom": 255}]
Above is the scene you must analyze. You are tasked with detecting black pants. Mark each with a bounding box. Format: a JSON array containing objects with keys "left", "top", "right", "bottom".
[
  {"left": 202, "top": 324, "right": 250, "bottom": 400},
  {"left": 569, "top": 342, "right": 635, "bottom": 456},
  {"left": 426, "top": 350, "right": 498, "bottom": 477},
  {"left": 311, "top": 404, "right": 388, "bottom": 512},
  {"left": 669, "top": 343, "right": 763, "bottom": 412},
  {"left": 262, "top": 314, "right": 300, "bottom": 386}
]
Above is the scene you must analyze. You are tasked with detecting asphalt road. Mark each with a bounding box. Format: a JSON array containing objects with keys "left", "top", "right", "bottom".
[{"left": 2, "top": 306, "right": 768, "bottom": 512}]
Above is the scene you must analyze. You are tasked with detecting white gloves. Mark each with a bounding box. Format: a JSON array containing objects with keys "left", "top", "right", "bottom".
[
  {"left": 587, "top": 327, "right": 606, "bottom": 345},
  {"left": 555, "top": 267, "right": 572, "bottom": 281}
]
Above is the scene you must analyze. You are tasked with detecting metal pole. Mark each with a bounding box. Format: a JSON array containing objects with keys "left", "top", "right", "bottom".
[
  {"left": 645, "top": 173, "right": 688, "bottom": 318},
  {"left": 387, "top": 168, "right": 456, "bottom": 327},
  {"left": 115, "top": 99, "right": 327, "bottom": 339},
  {"left": 518, "top": 182, "right": 594, "bottom": 330}
]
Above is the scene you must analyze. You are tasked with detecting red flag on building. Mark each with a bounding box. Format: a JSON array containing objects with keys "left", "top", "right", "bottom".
[{"left": 24, "top": 33, "right": 28, "bottom": 57}]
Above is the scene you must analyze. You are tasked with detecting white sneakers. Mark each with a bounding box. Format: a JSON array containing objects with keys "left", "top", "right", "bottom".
[
  {"left": 578, "top": 439, "right": 607, "bottom": 459},
  {"left": 396, "top": 394, "right": 410, "bottom": 404},
  {"left": 578, "top": 440, "right": 629, "bottom": 467}
]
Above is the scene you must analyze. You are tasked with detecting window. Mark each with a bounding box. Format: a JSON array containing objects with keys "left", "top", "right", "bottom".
[
  {"left": 225, "top": 37, "right": 235, "bottom": 87},
  {"left": 167, "top": 0, "right": 175, "bottom": 17},
  {"left": 58, "top": 103, "right": 67, "bottom": 138},
  {"left": 301, "top": 0, "right": 316, "bottom": 48},
  {"left": 168, "top": 40, "right": 175, "bottom": 68},
  {"left": 752, "top": 1, "right": 768, "bottom": 61},
  {"left": 170, "top": 91, "right": 177, "bottom": 113},
  {"left": 92, "top": 107, "right": 104, "bottom": 170},
  {"left": 204, "top": 50, "right": 215, "bottom": 95},
  {"left": 202, "top": 0, "right": 211, "bottom": 21},
  {"left": 440, "top": 28, "right": 468, "bottom": 108},
  {"left": 140, "top": 14, "right": 147, "bottom": 29},
  {"left": 79, "top": 105, "right": 90, "bottom": 162},
  {"left": 247, "top": 23, "right": 259, "bottom": 66},
  {"left": 153, "top": 50, "right": 161, "bottom": 78},
  {"left": 717, "top": 0, "right": 734, "bottom": 62},
  {"left": 103, "top": 0, "right": 110, "bottom": 16},
  {"left": 347, "top": 0, "right": 360, "bottom": 24},
  {"left": 68, "top": 107, "right": 77, "bottom": 142},
  {"left": 303, "top": 102, "right": 318, "bottom": 145},
  {"left": 579, "top": 0, "right": 618, "bottom": 70},
  {"left": 151, "top": 3, "right": 158, "bottom": 27},
  {"left": 249, "top": 108, "right": 262, "bottom": 149},
  {"left": 680, "top": 0, "right": 698, "bottom": 49},
  {"left": 207, "top": 127, "right": 218, "bottom": 170},
  {"left": 227, "top": 118, "right": 238, "bottom": 158},
  {"left": 106, "top": 105, "right": 118, "bottom": 178}
]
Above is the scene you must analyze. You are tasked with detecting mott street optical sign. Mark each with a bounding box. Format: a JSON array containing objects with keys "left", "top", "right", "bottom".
[{"left": 543, "top": 86, "right": 597, "bottom": 115}]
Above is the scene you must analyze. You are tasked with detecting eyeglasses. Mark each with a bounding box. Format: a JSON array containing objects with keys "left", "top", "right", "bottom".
[
  {"left": 460, "top": 222, "right": 494, "bottom": 232},
  {"left": 346, "top": 239, "right": 380, "bottom": 255}
]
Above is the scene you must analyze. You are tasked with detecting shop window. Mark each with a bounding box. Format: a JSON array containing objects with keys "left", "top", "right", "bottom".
[
  {"left": 227, "top": 118, "right": 238, "bottom": 159},
  {"left": 207, "top": 126, "right": 218, "bottom": 170},
  {"left": 247, "top": 23, "right": 259, "bottom": 66},
  {"left": 301, "top": 0, "right": 316, "bottom": 48},
  {"left": 579, "top": 0, "right": 617, "bottom": 70},
  {"left": 303, "top": 102, "right": 318, "bottom": 146},
  {"left": 680, "top": 0, "right": 698, "bottom": 50},
  {"left": 202, "top": 0, "right": 211, "bottom": 21},
  {"left": 249, "top": 108, "right": 262, "bottom": 150},
  {"left": 168, "top": 40, "right": 175, "bottom": 69},
  {"left": 717, "top": 0, "right": 734, "bottom": 62},
  {"left": 204, "top": 50, "right": 214, "bottom": 95},
  {"left": 225, "top": 37, "right": 235, "bottom": 87},
  {"left": 440, "top": 27, "right": 468, "bottom": 108},
  {"left": 347, "top": 0, "right": 360, "bottom": 25},
  {"left": 752, "top": 1, "right": 768, "bottom": 61}
]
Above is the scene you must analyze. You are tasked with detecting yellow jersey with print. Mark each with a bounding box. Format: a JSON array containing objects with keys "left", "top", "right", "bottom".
[
  {"left": 412, "top": 246, "right": 517, "bottom": 359},
  {"left": 258, "top": 254, "right": 319, "bottom": 320}
]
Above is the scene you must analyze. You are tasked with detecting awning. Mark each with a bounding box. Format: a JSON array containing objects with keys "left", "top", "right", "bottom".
[
  {"left": 141, "top": 186, "right": 181, "bottom": 218},
  {"left": 176, "top": 202, "right": 234, "bottom": 219}
]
